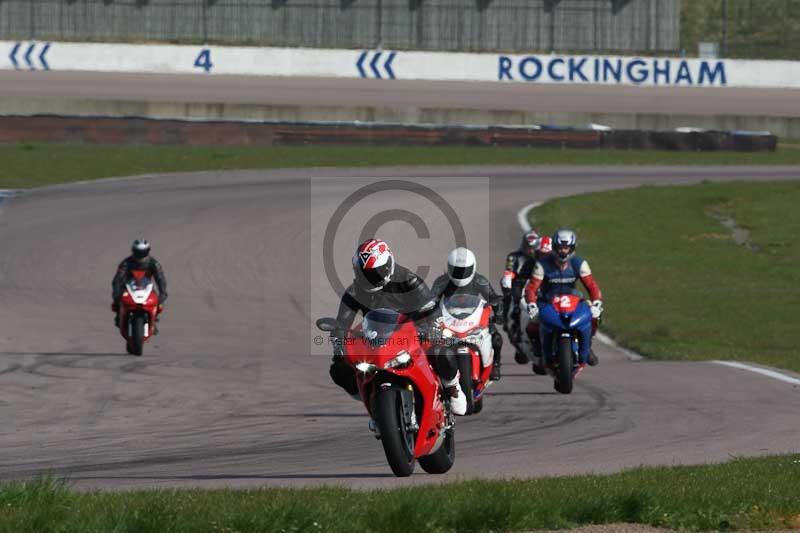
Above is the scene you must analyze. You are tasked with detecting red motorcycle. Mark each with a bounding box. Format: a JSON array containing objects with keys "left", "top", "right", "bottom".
[
  {"left": 118, "top": 270, "right": 160, "bottom": 356},
  {"left": 438, "top": 294, "right": 495, "bottom": 415},
  {"left": 316, "top": 308, "right": 455, "bottom": 477}
]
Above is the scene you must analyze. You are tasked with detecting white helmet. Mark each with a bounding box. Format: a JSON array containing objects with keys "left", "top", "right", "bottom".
[
  {"left": 552, "top": 229, "right": 577, "bottom": 264},
  {"left": 447, "top": 247, "right": 476, "bottom": 287}
]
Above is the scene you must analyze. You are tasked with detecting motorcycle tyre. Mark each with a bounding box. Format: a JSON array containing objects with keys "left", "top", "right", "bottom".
[
  {"left": 554, "top": 336, "right": 573, "bottom": 394},
  {"left": 457, "top": 354, "right": 475, "bottom": 415},
  {"left": 374, "top": 387, "right": 416, "bottom": 477},
  {"left": 130, "top": 314, "right": 145, "bottom": 356}
]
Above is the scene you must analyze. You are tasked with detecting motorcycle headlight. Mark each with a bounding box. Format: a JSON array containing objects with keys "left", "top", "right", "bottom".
[
  {"left": 441, "top": 329, "right": 454, "bottom": 339},
  {"left": 355, "top": 362, "right": 378, "bottom": 374},
  {"left": 384, "top": 350, "right": 412, "bottom": 369}
]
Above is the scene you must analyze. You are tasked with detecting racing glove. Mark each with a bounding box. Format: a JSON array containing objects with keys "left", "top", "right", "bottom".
[
  {"left": 527, "top": 302, "right": 539, "bottom": 320},
  {"left": 590, "top": 300, "right": 604, "bottom": 319},
  {"left": 330, "top": 336, "right": 345, "bottom": 362},
  {"left": 500, "top": 273, "right": 513, "bottom": 290}
]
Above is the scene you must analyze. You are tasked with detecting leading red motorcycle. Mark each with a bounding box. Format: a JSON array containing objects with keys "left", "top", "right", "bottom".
[
  {"left": 316, "top": 308, "right": 455, "bottom": 477},
  {"left": 118, "top": 270, "right": 160, "bottom": 355}
]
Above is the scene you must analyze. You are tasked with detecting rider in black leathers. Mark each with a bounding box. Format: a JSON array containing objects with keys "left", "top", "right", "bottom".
[
  {"left": 431, "top": 247, "right": 504, "bottom": 381},
  {"left": 330, "top": 239, "right": 467, "bottom": 415},
  {"left": 500, "top": 230, "right": 541, "bottom": 364},
  {"left": 111, "top": 239, "right": 167, "bottom": 329}
]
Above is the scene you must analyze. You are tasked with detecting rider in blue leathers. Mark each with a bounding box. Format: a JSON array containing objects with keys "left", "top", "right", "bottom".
[{"left": 524, "top": 229, "right": 604, "bottom": 373}]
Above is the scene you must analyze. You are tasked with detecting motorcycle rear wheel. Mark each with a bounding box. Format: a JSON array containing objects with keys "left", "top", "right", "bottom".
[
  {"left": 374, "top": 387, "right": 416, "bottom": 477},
  {"left": 130, "top": 314, "right": 145, "bottom": 356},
  {"left": 554, "top": 336, "right": 573, "bottom": 394},
  {"left": 418, "top": 427, "right": 455, "bottom": 474}
]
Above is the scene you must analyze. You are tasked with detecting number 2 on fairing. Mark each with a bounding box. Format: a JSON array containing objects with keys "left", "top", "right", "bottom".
[{"left": 194, "top": 49, "right": 213, "bottom": 72}]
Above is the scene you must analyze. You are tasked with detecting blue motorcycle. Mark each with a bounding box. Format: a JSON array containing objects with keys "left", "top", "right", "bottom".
[{"left": 538, "top": 292, "right": 594, "bottom": 394}]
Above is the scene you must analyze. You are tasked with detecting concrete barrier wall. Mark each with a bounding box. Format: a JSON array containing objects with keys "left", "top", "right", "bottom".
[
  {"left": 3, "top": 98, "right": 799, "bottom": 139},
  {"left": 4, "top": 41, "right": 800, "bottom": 88}
]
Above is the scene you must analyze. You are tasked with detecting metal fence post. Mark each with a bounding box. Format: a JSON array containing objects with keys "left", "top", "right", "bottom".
[
  {"left": 202, "top": 0, "right": 208, "bottom": 43},
  {"left": 376, "top": 0, "right": 383, "bottom": 48},
  {"left": 721, "top": 0, "right": 728, "bottom": 57}
]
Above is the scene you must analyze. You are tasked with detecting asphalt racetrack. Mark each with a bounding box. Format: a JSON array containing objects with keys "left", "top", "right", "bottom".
[
  {"left": 2, "top": 70, "right": 800, "bottom": 117},
  {"left": 1, "top": 165, "right": 799, "bottom": 489}
]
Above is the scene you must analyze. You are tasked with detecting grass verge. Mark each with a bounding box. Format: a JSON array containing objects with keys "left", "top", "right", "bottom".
[
  {"left": 1, "top": 143, "right": 799, "bottom": 189},
  {"left": 530, "top": 180, "right": 800, "bottom": 372},
  {"left": 2, "top": 455, "right": 799, "bottom": 532}
]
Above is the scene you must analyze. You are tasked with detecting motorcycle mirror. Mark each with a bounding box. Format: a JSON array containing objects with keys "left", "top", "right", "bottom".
[{"left": 315, "top": 317, "right": 339, "bottom": 332}]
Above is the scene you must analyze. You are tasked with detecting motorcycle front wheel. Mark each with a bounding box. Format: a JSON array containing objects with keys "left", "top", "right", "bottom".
[
  {"left": 130, "top": 314, "right": 145, "bottom": 356},
  {"left": 554, "top": 336, "right": 573, "bottom": 394},
  {"left": 374, "top": 387, "right": 416, "bottom": 477}
]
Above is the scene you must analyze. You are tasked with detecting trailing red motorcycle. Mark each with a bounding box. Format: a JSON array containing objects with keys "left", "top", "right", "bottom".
[
  {"left": 438, "top": 293, "right": 496, "bottom": 415},
  {"left": 118, "top": 270, "right": 160, "bottom": 356},
  {"left": 316, "top": 309, "right": 455, "bottom": 477}
]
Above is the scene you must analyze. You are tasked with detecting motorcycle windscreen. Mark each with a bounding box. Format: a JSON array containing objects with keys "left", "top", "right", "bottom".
[
  {"left": 362, "top": 308, "right": 403, "bottom": 348},
  {"left": 442, "top": 293, "right": 483, "bottom": 320},
  {"left": 127, "top": 275, "right": 153, "bottom": 291},
  {"left": 125, "top": 273, "right": 155, "bottom": 305}
]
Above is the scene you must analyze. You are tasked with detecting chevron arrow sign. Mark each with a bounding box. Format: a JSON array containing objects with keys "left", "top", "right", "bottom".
[
  {"left": 356, "top": 50, "right": 397, "bottom": 80},
  {"left": 9, "top": 42, "right": 51, "bottom": 71}
]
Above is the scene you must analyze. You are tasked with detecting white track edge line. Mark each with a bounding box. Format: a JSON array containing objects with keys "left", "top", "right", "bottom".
[{"left": 711, "top": 361, "right": 800, "bottom": 386}]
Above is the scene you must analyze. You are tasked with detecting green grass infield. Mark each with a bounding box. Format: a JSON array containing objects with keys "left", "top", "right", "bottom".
[
  {"left": 530, "top": 180, "right": 800, "bottom": 372},
  {"left": 2, "top": 455, "right": 799, "bottom": 532},
  {"left": 1, "top": 143, "right": 799, "bottom": 189}
]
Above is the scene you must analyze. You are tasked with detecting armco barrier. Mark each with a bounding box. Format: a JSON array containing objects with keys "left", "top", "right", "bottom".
[{"left": 0, "top": 115, "right": 777, "bottom": 152}]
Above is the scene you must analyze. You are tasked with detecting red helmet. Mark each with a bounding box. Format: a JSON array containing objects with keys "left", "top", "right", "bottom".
[
  {"left": 352, "top": 239, "right": 395, "bottom": 292},
  {"left": 537, "top": 235, "right": 553, "bottom": 255}
]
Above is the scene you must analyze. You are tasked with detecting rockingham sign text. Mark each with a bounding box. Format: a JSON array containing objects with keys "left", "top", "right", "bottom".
[{"left": 498, "top": 55, "right": 727, "bottom": 86}]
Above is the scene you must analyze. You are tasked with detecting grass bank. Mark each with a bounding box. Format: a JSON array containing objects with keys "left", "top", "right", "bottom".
[
  {"left": 1, "top": 143, "right": 799, "bottom": 189},
  {"left": 530, "top": 180, "right": 800, "bottom": 372},
  {"left": 3, "top": 455, "right": 799, "bottom": 532}
]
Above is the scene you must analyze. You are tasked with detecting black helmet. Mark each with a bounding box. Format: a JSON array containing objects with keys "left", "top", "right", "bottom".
[
  {"left": 131, "top": 238, "right": 151, "bottom": 260},
  {"left": 520, "top": 230, "right": 539, "bottom": 257}
]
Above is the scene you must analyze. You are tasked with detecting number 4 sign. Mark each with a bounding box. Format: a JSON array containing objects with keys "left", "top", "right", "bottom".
[{"left": 194, "top": 49, "right": 213, "bottom": 73}]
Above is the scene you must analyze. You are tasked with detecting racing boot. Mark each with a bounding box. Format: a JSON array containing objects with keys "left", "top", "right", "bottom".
[
  {"left": 587, "top": 348, "right": 599, "bottom": 366},
  {"left": 532, "top": 356, "right": 547, "bottom": 375},
  {"left": 442, "top": 374, "right": 467, "bottom": 416},
  {"left": 490, "top": 361, "right": 502, "bottom": 381},
  {"left": 514, "top": 349, "right": 529, "bottom": 364}
]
